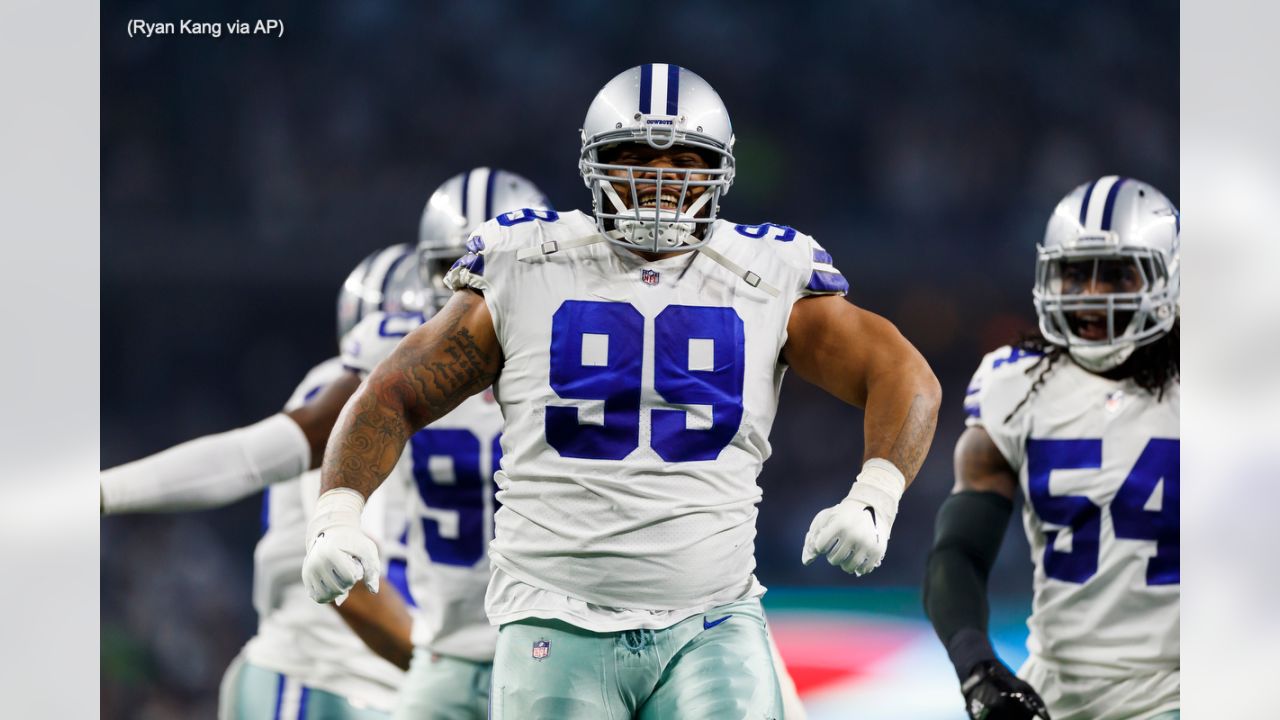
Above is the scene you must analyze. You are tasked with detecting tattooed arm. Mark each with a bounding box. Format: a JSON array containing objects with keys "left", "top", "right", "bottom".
[
  {"left": 320, "top": 290, "right": 501, "bottom": 499},
  {"left": 785, "top": 294, "right": 942, "bottom": 576},
  {"left": 783, "top": 294, "right": 941, "bottom": 484},
  {"left": 302, "top": 290, "right": 500, "bottom": 604}
]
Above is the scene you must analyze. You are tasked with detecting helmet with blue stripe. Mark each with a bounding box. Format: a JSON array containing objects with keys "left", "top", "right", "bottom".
[
  {"left": 417, "top": 167, "right": 552, "bottom": 312},
  {"left": 335, "top": 243, "right": 422, "bottom": 346},
  {"left": 1034, "top": 176, "right": 1180, "bottom": 371},
  {"left": 579, "top": 64, "right": 735, "bottom": 253}
]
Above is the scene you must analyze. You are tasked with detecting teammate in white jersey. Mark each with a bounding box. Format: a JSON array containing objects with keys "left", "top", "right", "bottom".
[
  {"left": 923, "top": 176, "right": 1180, "bottom": 720},
  {"left": 101, "top": 253, "right": 425, "bottom": 718},
  {"left": 102, "top": 168, "right": 555, "bottom": 718},
  {"left": 304, "top": 64, "right": 941, "bottom": 719}
]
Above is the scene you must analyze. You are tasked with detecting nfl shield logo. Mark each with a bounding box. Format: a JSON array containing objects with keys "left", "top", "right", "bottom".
[
  {"left": 1105, "top": 390, "right": 1126, "bottom": 413},
  {"left": 641, "top": 269, "right": 660, "bottom": 286},
  {"left": 532, "top": 640, "right": 551, "bottom": 661}
]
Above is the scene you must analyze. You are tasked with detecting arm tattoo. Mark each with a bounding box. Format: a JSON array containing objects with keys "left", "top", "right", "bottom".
[
  {"left": 321, "top": 294, "right": 500, "bottom": 498},
  {"left": 883, "top": 393, "right": 939, "bottom": 481}
]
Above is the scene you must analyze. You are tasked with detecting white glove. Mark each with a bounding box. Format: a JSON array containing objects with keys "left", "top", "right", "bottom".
[
  {"left": 302, "top": 488, "right": 381, "bottom": 605},
  {"left": 802, "top": 459, "right": 905, "bottom": 576}
]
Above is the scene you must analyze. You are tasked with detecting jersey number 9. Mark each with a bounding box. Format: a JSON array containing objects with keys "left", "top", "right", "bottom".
[{"left": 546, "top": 300, "right": 745, "bottom": 463}]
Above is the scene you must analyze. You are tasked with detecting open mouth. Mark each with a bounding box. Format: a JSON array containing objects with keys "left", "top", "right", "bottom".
[
  {"left": 1074, "top": 316, "right": 1108, "bottom": 341},
  {"left": 637, "top": 190, "right": 685, "bottom": 211}
]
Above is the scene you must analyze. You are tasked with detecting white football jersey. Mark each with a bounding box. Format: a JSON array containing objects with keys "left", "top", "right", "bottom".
[
  {"left": 344, "top": 310, "right": 508, "bottom": 661},
  {"left": 402, "top": 390, "right": 505, "bottom": 660},
  {"left": 965, "top": 346, "right": 1179, "bottom": 677},
  {"left": 242, "top": 357, "right": 407, "bottom": 711},
  {"left": 445, "top": 209, "right": 847, "bottom": 621}
]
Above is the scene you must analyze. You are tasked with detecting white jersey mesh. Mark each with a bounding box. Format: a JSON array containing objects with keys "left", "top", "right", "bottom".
[
  {"left": 444, "top": 210, "right": 846, "bottom": 622},
  {"left": 965, "top": 346, "right": 1179, "bottom": 677}
]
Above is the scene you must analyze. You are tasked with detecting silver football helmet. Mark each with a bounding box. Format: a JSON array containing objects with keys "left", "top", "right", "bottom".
[
  {"left": 579, "top": 63, "right": 735, "bottom": 253},
  {"left": 336, "top": 243, "right": 425, "bottom": 345},
  {"left": 417, "top": 167, "right": 551, "bottom": 312},
  {"left": 1033, "top": 176, "right": 1180, "bottom": 372}
]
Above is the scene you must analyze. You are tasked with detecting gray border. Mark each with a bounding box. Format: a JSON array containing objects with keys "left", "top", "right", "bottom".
[
  {"left": 1183, "top": 0, "right": 1280, "bottom": 716},
  {"left": 0, "top": 1, "right": 99, "bottom": 714}
]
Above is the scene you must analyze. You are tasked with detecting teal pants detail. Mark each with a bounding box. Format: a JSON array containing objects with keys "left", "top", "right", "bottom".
[
  {"left": 393, "top": 649, "right": 492, "bottom": 720},
  {"left": 219, "top": 656, "right": 390, "bottom": 720},
  {"left": 1148, "top": 713, "right": 1180, "bottom": 719},
  {"left": 489, "top": 598, "right": 782, "bottom": 720}
]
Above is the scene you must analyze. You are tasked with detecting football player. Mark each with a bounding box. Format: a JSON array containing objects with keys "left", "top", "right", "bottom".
[
  {"left": 101, "top": 167, "right": 553, "bottom": 718},
  {"left": 923, "top": 176, "right": 1180, "bottom": 720},
  {"left": 303, "top": 64, "right": 941, "bottom": 719},
  {"left": 102, "top": 246, "right": 423, "bottom": 718},
  {"left": 342, "top": 172, "right": 808, "bottom": 720}
]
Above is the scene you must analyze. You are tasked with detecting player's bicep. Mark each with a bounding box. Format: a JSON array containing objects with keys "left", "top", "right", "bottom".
[
  {"left": 953, "top": 426, "right": 1018, "bottom": 499},
  {"left": 782, "top": 294, "right": 913, "bottom": 407},
  {"left": 368, "top": 289, "right": 501, "bottom": 430}
]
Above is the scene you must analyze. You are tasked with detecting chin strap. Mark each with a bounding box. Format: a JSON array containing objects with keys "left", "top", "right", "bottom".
[
  {"left": 696, "top": 244, "right": 781, "bottom": 297},
  {"left": 516, "top": 232, "right": 615, "bottom": 261}
]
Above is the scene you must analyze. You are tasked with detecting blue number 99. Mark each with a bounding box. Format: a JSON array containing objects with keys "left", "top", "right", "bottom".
[
  {"left": 546, "top": 301, "right": 644, "bottom": 460},
  {"left": 546, "top": 300, "right": 745, "bottom": 462}
]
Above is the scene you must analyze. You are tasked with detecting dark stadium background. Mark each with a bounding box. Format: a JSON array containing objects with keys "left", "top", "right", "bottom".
[{"left": 100, "top": 1, "right": 1177, "bottom": 716}]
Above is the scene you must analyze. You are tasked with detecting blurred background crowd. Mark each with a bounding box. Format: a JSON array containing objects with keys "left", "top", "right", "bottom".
[{"left": 101, "top": 1, "right": 1176, "bottom": 716}]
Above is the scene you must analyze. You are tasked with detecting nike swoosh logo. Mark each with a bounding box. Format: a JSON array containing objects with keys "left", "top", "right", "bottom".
[{"left": 703, "top": 614, "right": 732, "bottom": 630}]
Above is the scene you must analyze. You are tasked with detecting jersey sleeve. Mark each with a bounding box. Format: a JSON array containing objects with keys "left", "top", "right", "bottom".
[
  {"left": 963, "top": 346, "right": 1042, "bottom": 471},
  {"left": 798, "top": 236, "right": 849, "bottom": 298},
  {"left": 442, "top": 232, "right": 492, "bottom": 294},
  {"left": 339, "top": 311, "right": 427, "bottom": 377},
  {"left": 722, "top": 222, "right": 849, "bottom": 303}
]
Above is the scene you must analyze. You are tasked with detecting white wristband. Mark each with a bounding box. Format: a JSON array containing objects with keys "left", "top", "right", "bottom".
[
  {"left": 101, "top": 413, "right": 310, "bottom": 514},
  {"left": 845, "top": 458, "right": 906, "bottom": 530},
  {"left": 307, "top": 488, "right": 367, "bottom": 541}
]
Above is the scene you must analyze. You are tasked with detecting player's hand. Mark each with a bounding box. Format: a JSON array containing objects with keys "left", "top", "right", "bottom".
[
  {"left": 801, "top": 460, "right": 904, "bottom": 575},
  {"left": 801, "top": 495, "right": 887, "bottom": 574},
  {"left": 960, "top": 661, "right": 1051, "bottom": 720},
  {"left": 302, "top": 488, "right": 381, "bottom": 605}
]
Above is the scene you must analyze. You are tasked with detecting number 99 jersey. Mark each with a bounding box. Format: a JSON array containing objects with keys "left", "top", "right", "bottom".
[
  {"left": 445, "top": 209, "right": 847, "bottom": 617},
  {"left": 964, "top": 346, "right": 1179, "bottom": 677}
]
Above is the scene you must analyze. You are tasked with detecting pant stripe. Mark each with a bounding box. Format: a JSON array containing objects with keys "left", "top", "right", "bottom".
[{"left": 272, "top": 674, "right": 285, "bottom": 720}]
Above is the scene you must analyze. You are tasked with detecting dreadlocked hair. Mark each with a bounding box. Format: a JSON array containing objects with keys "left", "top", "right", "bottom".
[{"left": 1002, "top": 319, "right": 1179, "bottom": 425}]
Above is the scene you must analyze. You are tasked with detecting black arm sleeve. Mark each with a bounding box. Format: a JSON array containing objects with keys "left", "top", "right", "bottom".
[{"left": 922, "top": 490, "right": 1014, "bottom": 680}]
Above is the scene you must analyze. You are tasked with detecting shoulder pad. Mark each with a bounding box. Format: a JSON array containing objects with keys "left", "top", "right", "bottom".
[
  {"left": 729, "top": 221, "right": 848, "bottom": 297},
  {"left": 964, "top": 345, "right": 1044, "bottom": 427}
]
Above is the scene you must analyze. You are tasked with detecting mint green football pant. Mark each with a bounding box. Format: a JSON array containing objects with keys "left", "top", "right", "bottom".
[
  {"left": 393, "top": 649, "right": 492, "bottom": 720},
  {"left": 488, "top": 598, "right": 782, "bottom": 720},
  {"left": 219, "top": 655, "right": 390, "bottom": 720}
]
